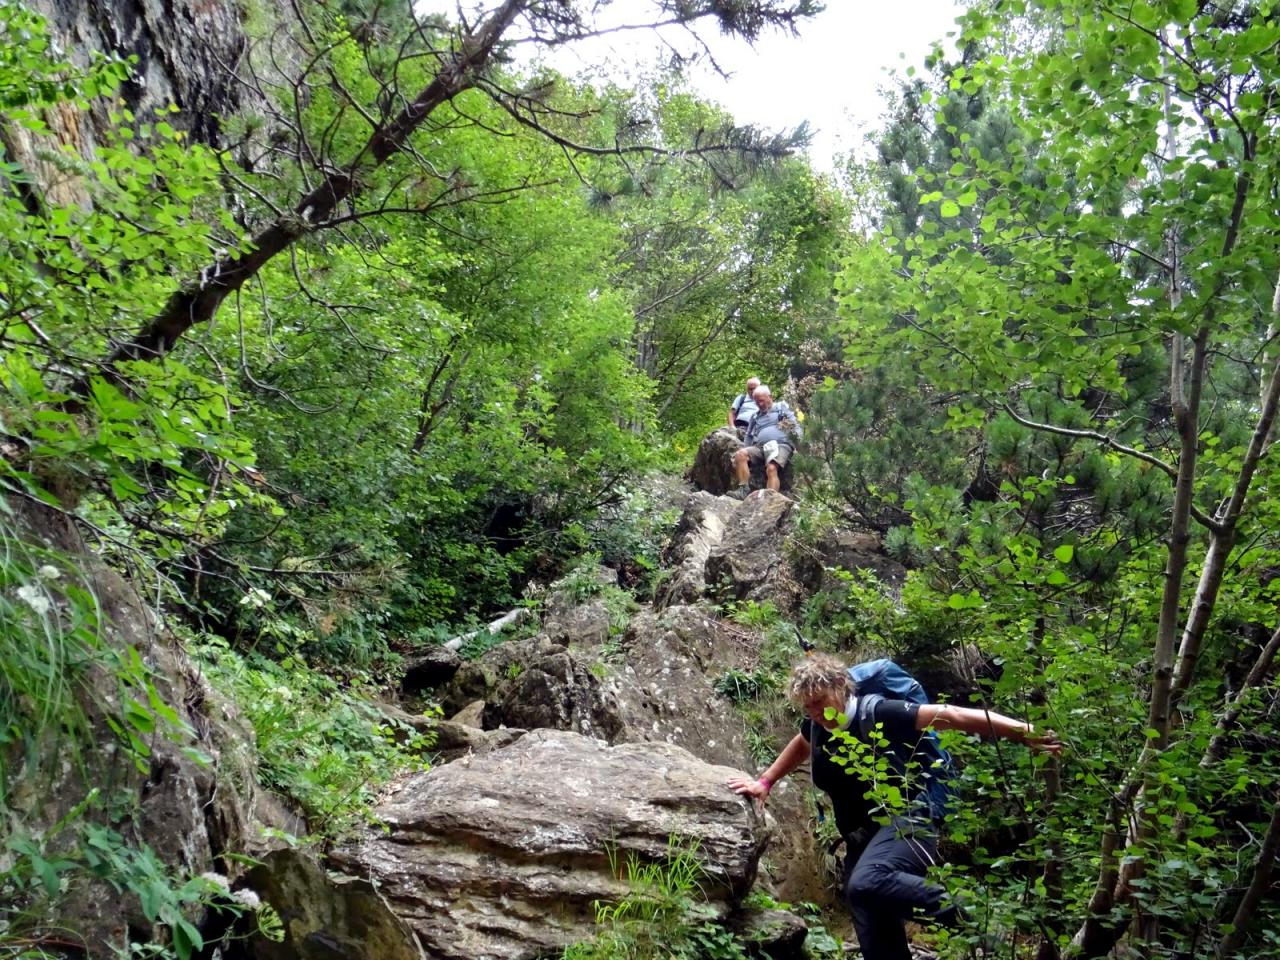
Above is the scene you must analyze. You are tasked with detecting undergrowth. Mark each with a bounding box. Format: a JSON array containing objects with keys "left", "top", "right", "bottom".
[
  {"left": 562, "top": 838, "right": 748, "bottom": 960},
  {"left": 192, "top": 635, "right": 435, "bottom": 837},
  {"left": 0, "top": 508, "right": 285, "bottom": 959}
]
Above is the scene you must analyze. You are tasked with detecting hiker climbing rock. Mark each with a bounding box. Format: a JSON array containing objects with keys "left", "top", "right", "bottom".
[
  {"left": 730, "top": 385, "right": 801, "bottom": 498},
  {"left": 728, "top": 653, "right": 1061, "bottom": 960}
]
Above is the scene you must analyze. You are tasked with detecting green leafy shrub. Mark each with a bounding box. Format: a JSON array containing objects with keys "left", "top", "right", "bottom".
[
  {"left": 724, "top": 598, "right": 781, "bottom": 629},
  {"left": 562, "top": 837, "right": 749, "bottom": 960},
  {"left": 195, "top": 637, "right": 433, "bottom": 836},
  {"left": 713, "top": 668, "right": 780, "bottom": 704},
  {"left": 0, "top": 790, "right": 285, "bottom": 960}
]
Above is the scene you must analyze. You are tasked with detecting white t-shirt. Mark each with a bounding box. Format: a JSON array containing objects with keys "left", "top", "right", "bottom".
[{"left": 732, "top": 393, "right": 760, "bottom": 424}]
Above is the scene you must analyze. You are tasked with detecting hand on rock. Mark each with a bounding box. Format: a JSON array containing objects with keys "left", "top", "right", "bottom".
[{"left": 727, "top": 775, "right": 769, "bottom": 802}]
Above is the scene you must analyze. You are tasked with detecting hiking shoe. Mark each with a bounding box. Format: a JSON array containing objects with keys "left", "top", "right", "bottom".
[{"left": 728, "top": 484, "right": 750, "bottom": 501}]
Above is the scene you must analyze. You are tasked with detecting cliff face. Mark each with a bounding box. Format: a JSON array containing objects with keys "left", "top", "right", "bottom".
[
  {"left": 12, "top": 0, "right": 293, "bottom": 204},
  {"left": 34, "top": 0, "right": 249, "bottom": 145}
]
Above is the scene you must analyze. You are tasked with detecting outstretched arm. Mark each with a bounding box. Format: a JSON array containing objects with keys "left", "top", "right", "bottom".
[
  {"left": 917, "top": 704, "right": 1062, "bottom": 754},
  {"left": 728, "top": 733, "right": 809, "bottom": 801}
]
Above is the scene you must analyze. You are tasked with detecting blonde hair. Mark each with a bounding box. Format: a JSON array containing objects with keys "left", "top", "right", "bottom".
[{"left": 786, "top": 653, "right": 853, "bottom": 705}]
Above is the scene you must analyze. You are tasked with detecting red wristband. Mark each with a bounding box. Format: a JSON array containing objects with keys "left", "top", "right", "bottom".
[{"left": 758, "top": 776, "right": 773, "bottom": 793}]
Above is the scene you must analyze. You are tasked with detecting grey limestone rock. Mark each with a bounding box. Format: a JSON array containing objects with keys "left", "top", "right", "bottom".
[
  {"left": 689, "top": 427, "right": 743, "bottom": 495},
  {"left": 658, "top": 491, "right": 739, "bottom": 609},
  {"left": 609, "top": 604, "right": 753, "bottom": 770},
  {"left": 705, "top": 490, "right": 797, "bottom": 608},
  {"left": 330, "top": 730, "right": 768, "bottom": 960},
  {"left": 243, "top": 848, "right": 426, "bottom": 960}
]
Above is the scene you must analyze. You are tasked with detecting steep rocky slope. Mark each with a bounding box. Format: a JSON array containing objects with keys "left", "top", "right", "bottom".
[{"left": 341, "top": 483, "right": 909, "bottom": 957}]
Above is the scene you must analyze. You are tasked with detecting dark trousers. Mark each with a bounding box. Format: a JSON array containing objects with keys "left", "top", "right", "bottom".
[{"left": 843, "top": 818, "right": 946, "bottom": 960}]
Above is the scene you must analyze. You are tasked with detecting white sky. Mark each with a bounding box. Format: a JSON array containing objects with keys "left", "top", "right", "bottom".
[{"left": 420, "top": 2, "right": 967, "bottom": 171}]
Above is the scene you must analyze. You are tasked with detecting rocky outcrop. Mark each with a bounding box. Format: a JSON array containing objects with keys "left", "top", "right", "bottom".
[
  {"left": 4, "top": 500, "right": 282, "bottom": 955},
  {"left": 689, "top": 427, "right": 744, "bottom": 495},
  {"left": 487, "top": 644, "right": 628, "bottom": 741},
  {"left": 439, "top": 635, "right": 628, "bottom": 740},
  {"left": 705, "top": 491, "right": 798, "bottom": 608},
  {"left": 659, "top": 489, "right": 798, "bottom": 610},
  {"left": 331, "top": 730, "right": 768, "bottom": 960},
  {"left": 543, "top": 595, "right": 613, "bottom": 647},
  {"left": 658, "top": 492, "right": 739, "bottom": 609},
  {"left": 401, "top": 645, "right": 463, "bottom": 694},
  {"left": 688, "top": 427, "right": 794, "bottom": 496},
  {"left": 244, "top": 849, "right": 425, "bottom": 960},
  {"left": 611, "top": 605, "right": 753, "bottom": 770},
  {"left": 432, "top": 612, "right": 754, "bottom": 771}
]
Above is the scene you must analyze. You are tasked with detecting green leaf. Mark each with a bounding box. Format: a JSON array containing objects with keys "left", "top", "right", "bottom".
[
  {"left": 173, "top": 918, "right": 204, "bottom": 960},
  {"left": 939, "top": 199, "right": 961, "bottom": 218},
  {"left": 1053, "top": 544, "right": 1074, "bottom": 563}
]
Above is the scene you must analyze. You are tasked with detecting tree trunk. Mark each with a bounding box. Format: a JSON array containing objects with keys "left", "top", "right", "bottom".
[
  {"left": 1215, "top": 793, "right": 1280, "bottom": 959},
  {"left": 1170, "top": 268, "right": 1280, "bottom": 701},
  {"left": 1071, "top": 151, "right": 1257, "bottom": 959}
]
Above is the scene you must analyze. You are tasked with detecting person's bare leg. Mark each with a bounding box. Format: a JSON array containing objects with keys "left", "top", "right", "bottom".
[
  {"left": 766, "top": 462, "right": 780, "bottom": 492},
  {"left": 733, "top": 449, "right": 751, "bottom": 485}
]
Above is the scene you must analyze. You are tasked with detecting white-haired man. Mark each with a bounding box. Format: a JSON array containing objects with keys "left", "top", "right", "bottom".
[
  {"left": 730, "top": 385, "right": 800, "bottom": 497},
  {"left": 728, "top": 376, "right": 762, "bottom": 434}
]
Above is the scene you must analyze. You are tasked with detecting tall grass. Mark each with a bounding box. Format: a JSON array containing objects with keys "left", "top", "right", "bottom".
[
  {"left": 563, "top": 836, "right": 749, "bottom": 960},
  {"left": 0, "top": 500, "right": 105, "bottom": 801}
]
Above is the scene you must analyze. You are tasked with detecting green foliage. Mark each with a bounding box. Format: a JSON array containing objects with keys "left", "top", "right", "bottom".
[
  {"left": 1, "top": 790, "right": 284, "bottom": 960},
  {"left": 0, "top": 512, "right": 104, "bottom": 788},
  {"left": 194, "top": 637, "right": 433, "bottom": 836},
  {"left": 562, "top": 838, "right": 749, "bottom": 960},
  {"left": 724, "top": 598, "right": 781, "bottom": 629},
  {"left": 577, "top": 481, "right": 680, "bottom": 600},
  {"left": 548, "top": 552, "right": 640, "bottom": 640},
  {"left": 812, "top": 2, "right": 1280, "bottom": 951},
  {"left": 712, "top": 667, "right": 780, "bottom": 704},
  {"left": 800, "top": 566, "right": 966, "bottom": 666}
]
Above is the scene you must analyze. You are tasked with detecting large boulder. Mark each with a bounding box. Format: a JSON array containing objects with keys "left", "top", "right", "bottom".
[
  {"left": 400, "top": 645, "right": 463, "bottom": 694},
  {"left": 659, "top": 490, "right": 800, "bottom": 612},
  {"left": 432, "top": 616, "right": 754, "bottom": 772},
  {"left": 543, "top": 597, "right": 613, "bottom": 647},
  {"left": 689, "top": 428, "right": 795, "bottom": 496},
  {"left": 486, "top": 645, "right": 628, "bottom": 742},
  {"left": 658, "top": 492, "right": 739, "bottom": 609},
  {"left": 610, "top": 605, "right": 754, "bottom": 770},
  {"left": 705, "top": 491, "right": 799, "bottom": 609},
  {"left": 689, "top": 427, "right": 743, "bottom": 495},
  {"left": 243, "top": 849, "right": 425, "bottom": 960},
  {"left": 331, "top": 730, "right": 767, "bottom": 960}
]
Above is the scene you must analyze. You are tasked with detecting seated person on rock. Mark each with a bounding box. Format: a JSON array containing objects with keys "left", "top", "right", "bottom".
[
  {"left": 728, "top": 653, "right": 1061, "bottom": 960},
  {"left": 730, "top": 385, "right": 800, "bottom": 498},
  {"left": 728, "top": 376, "right": 762, "bottom": 436}
]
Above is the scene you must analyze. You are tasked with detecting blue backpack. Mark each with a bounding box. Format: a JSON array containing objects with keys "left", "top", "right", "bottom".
[{"left": 847, "top": 659, "right": 956, "bottom": 821}]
